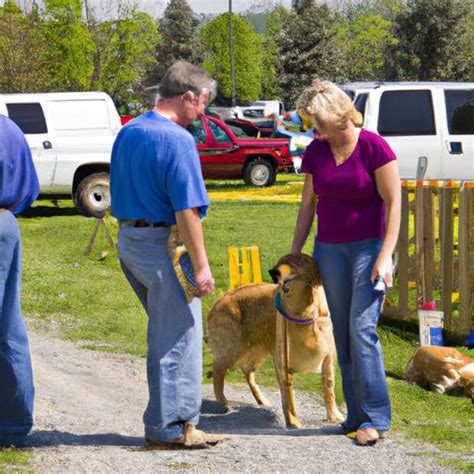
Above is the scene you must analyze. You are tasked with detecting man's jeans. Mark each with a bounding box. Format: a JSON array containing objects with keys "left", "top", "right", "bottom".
[
  {"left": 0, "top": 211, "right": 34, "bottom": 445},
  {"left": 315, "top": 238, "right": 391, "bottom": 432},
  {"left": 117, "top": 225, "right": 202, "bottom": 442}
]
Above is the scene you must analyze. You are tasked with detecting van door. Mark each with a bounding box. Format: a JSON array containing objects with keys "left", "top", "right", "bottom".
[
  {"left": 374, "top": 89, "right": 442, "bottom": 180},
  {"left": 4, "top": 102, "right": 57, "bottom": 187},
  {"left": 442, "top": 89, "right": 474, "bottom": 180},
  {"left": 45, "top": 98, "right": 117, "bottom": 188}
]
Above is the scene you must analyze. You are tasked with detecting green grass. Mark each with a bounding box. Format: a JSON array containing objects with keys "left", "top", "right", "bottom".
[
  {"left": 0, "top": 448, "right": 30, "bottom": 472},
  {"left": 12, "top": 178, "right": 474, "bottom": 471}
]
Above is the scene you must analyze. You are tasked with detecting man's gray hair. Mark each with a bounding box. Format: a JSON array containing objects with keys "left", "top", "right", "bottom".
[{"left": 158, "top": 61, "right": 217, "bottom": 102}]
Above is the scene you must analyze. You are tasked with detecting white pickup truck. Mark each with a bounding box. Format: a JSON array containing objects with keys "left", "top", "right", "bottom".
[
  {"left": 232, "top": 100, "right": 284, "bottom": 120},
  {"left": 0, "top": 91, "right": 121, "bottom": 217},
  {"left": 343, "top": 82, "right": 474, "bottom": 180}
]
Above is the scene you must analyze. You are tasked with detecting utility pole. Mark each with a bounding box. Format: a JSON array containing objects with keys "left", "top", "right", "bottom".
[{"left": 229, "top": 0, "right": 236, "bottom": 106}]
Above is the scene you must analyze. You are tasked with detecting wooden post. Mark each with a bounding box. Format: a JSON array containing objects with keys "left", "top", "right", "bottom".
[
  {"left": 458, "top": 184, "right": 474, "bottom": 338},
  {"left": 84, "top": 218, "right": 115, "bottom": 257},
  {"left": 440, "top": 183, "right": 455, "bottom": 334},
  {"left": 397, "top": 184, "right": 409, "bottom": 317},
  {"left": 414, "top": 182, "right": 425, "bottom": 307},
  {"left": 423, "top": 186, "right": 435, "bottom": 302}
]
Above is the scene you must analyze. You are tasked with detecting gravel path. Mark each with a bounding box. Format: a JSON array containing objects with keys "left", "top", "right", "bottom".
[{"left": 23, "top": 332, "right": 448, "bottom": 473}]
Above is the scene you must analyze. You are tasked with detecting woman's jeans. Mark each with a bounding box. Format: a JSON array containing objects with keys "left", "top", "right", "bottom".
[
  {"left": 315, "top": 238, "right": 391, "bottom": 432},
  {"left": 117, "top": 225, "right": 203, "bottom": 443},
  {"left": 0, "top": 211, "right": 34, "bottom": 444}
]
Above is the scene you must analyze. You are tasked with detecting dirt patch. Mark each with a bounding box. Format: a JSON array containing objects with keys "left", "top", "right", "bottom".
[{"left": 23, "top": 332, "right": 446, "bottom": 473}]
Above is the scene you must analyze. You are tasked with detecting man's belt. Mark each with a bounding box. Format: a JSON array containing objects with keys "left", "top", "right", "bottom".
[{"left": 120, "top": 219, "right": 168, "bottom": 228}]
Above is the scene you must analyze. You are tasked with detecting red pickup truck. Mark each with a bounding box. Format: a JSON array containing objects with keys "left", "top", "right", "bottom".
[{"left": 188, "top": 115, "right": 297, "bottom": 187}]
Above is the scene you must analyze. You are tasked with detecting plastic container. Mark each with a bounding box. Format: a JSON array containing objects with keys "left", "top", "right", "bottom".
[{"left": 418, "top": 310, "right": 444, "bottom": 346}]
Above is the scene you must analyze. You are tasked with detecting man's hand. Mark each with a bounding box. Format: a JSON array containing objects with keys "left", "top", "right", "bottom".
[
  {"left": 176, "top": 208, "right": 214, "bottom": 298},
  {"left": 194, "top": 265, "right": 215, "bottom": 297}
]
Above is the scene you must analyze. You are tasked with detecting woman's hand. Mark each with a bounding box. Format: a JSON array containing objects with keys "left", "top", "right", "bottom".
[{"left": 371, "top": 255, "right": 393, "bottom": 288}]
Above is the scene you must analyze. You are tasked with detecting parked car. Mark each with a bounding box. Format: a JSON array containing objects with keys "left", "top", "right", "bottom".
[
  {"left": 224, "top": 117, "right": 276, "bottom": 138},
  {"left": 188, "top": 115, "right": 296, "bottom": 186},
  {"left": 342, "top": 82, "right": 474, "bottom": 180},
  {"left": 0, "top": 91, "right": 121, "bottom": 217}
]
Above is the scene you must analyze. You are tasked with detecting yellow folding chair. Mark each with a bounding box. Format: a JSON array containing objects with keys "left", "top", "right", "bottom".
[{"left": 228, "top": 246, "right": 263, "bottom": 289}]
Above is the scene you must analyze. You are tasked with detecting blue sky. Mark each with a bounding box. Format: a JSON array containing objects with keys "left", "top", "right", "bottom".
[
  {"left": 111, "top": 0, "right": 294, "bottom": 16},
  {"left": 2, "top": 0, "right": 294, "bottom": 16}
]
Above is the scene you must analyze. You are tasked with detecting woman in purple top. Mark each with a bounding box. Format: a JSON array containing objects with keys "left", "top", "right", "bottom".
[{"left": 291, "top": 81, "right": 401, "bottom": 446}]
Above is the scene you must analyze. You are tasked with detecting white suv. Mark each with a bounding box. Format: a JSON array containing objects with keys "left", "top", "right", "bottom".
[{"left": 343, "top": 82, "right": 474, "bottom": 180}]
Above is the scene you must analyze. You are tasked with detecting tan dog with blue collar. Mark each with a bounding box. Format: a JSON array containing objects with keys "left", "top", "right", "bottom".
[{"left": 207, "top": 253, "right": 343, "bottom": 428}]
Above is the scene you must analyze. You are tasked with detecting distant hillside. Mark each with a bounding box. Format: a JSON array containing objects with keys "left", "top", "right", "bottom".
[
  {"left": 196, "top": 11, "right": 270, "bottom": 34},
  {"left": 243, "top": 12, "right": 269, "bottom": 34}
]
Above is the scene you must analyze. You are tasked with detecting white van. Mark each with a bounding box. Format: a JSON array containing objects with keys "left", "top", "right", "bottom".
[
  {"left": 343, "top": 82, "right": 474, "bottom": 180},
  {"left": 0, "top": 91, "right": 122, "bottom": 217}
]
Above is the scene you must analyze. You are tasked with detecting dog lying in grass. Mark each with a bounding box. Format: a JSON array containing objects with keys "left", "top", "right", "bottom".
[
  {"left": 207, "top": 253, "right": 344, "bottom": 428},
  {"left": 405, "top": 346, "right": 474, "bottom": 399}
]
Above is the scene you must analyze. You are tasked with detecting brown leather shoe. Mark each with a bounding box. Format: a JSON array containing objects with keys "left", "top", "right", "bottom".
[
  {"left": 146, "top": 423, "right": 224, "bottom": 450},
  {"left": 355, "top": 427, "right": 380, "bottom": 446}
]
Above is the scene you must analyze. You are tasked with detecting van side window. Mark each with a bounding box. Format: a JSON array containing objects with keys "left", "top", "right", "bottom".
[
  {"left": 6, "top": 103, "right": 48, "bottom": 134},
  {"left": 378, "top": 90, "right": 435, "bottom": 136},
  {"left": 445, "top": 90, "right": 474, "bottom": 135},
  {"left": 354, "top": 93, "right": 368, "bottom": 119}
]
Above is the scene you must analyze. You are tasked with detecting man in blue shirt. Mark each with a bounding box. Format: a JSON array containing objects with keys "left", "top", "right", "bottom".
[
  {"left": 0, "top": 115, "right": 38, "bottom": 446},
  {"left": 111, "top": 62, "right": 220, "bottom": 449}
]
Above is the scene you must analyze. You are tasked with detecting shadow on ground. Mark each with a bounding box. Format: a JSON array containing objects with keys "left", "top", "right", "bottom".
[
  {"left": 199, "top": 399, "right": 343, "bottom": 437},
  {"left": 24, "top": 431, "right": 142, "bottom": 448},
  {"left": 18, "top": 399, "right": 342, "bottom": 448},
  {"left": 20, "top": 202, "right": 81, "bottom": 218}
]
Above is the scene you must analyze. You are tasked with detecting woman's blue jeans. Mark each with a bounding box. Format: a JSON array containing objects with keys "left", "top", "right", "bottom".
[
  {"left": 117, "top": 225, "right": 203, "bottom": 443},
  {"left": 315, "top": 238, "right": 391, "bottom": 432},
  {"left": 0, "top": 211, "right": 34, "bottom": 445}
]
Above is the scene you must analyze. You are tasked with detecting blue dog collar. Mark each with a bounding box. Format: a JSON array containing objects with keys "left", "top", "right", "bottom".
[{"left": 274, "top": 292, "right": 316, "bottom": 325}]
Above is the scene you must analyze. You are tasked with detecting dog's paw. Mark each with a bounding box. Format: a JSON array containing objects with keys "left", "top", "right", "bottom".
[
  {"left": 326, "top": 410, "right": 345, "bottom": 424},
  {"left": 286, "top": 418, "right": 303, "bottom": 429}
]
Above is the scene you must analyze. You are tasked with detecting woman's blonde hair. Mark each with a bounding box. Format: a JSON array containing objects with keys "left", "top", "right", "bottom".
[{"left": 297, "top": 80, "right": 363, "bottom": 131}]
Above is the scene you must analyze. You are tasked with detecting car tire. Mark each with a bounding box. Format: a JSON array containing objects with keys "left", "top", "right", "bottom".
[
  {"left": 243, "top": 158, "right": 275, "bottom": 187},
  {"left": 74, "top": 172, "right": 110, "bottom": 218}
]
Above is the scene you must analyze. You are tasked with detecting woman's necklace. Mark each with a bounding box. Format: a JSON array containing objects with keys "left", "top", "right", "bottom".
[{"left": 331, "top": 129, "right": 361, "bottom": 166}]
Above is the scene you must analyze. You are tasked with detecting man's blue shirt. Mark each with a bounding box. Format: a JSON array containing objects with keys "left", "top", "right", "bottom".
[{"left": 110, "top": 111, "right": 209, "bottom": 224}]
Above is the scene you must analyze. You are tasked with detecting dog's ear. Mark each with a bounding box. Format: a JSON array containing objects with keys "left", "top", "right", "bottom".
[
  {"left": 269, "top": 268, "right": 281, "bottom": 283},
  {"left": 269, "top": 263, "right": 292, "bottom": 283},
  {"left": 315, "top": 285, "right": 329, "bottom": 317}
]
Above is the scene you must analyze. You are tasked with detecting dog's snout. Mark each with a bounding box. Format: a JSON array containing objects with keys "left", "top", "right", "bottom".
[{"left": 269, "top": 268, "right": 281, "bottom": 283}]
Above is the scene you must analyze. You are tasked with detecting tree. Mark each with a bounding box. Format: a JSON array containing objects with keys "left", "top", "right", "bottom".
[
  {"left": 200, "top": 13, "right": 263, "bottom": 104},
  {"left": 149, "top": 0, "right": 200, "bottom": 85},
  {"left": 0, "top": 1, "right": 49, "bottom": 92},
  {"left": 334, "top": 3, "right": 397, "bottom": 81},
  {"left": 41, "top": 0, "right": 95, "bottom": 91},
  {"left": 91, "top": 7, "right": 159, "bottom": 112},
  {"left": 260, "top": 7, "right": 284, "bottom": 100},
  {"left": 277, "top": 1, "right": 346, "bottom": 108},
  {"left": 389, "top": 0, "right": 471, "bottom": 80}
]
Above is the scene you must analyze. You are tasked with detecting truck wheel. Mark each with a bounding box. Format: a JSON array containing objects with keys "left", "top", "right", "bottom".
[
  {"left": 74, "top": 172, "right": 110, "bottom": 218},
  {"left": 243, "top": 159, "right": 275, "bottom": 187}
]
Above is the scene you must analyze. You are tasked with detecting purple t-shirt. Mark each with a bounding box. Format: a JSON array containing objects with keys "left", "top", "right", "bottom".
[{"left": 301, "top": 129, "right": 396, "bottom": 244}]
